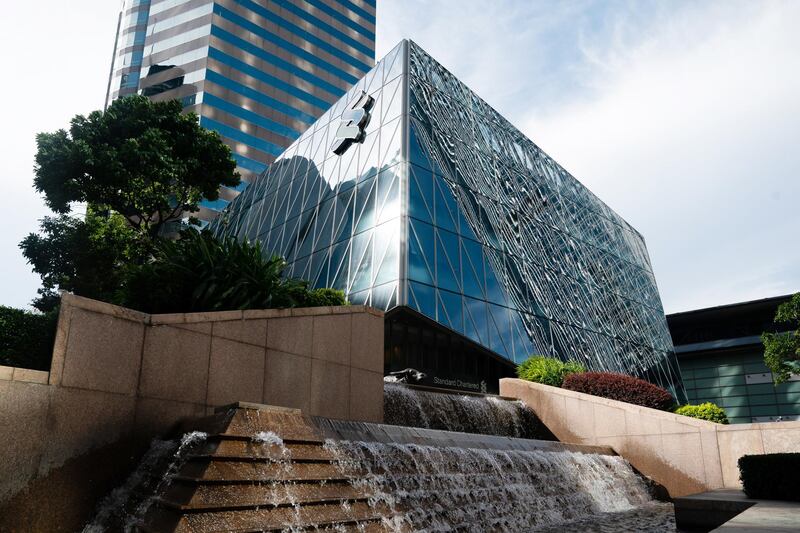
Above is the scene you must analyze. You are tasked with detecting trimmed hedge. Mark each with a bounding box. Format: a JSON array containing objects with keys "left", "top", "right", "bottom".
[
  {"left": 516, "top": 355, "right": 586, "bottom": 387},
  {"left": 739, "top": 453, "right": 800, "bottom": 501},
  {"left": 562, "top": 371, "right": 674, "bottom": 411},
  {"left": 0, "top": 306, "right": 59, "bottom": 371},
  {"left": 674, "top": 402, "right": 729, "bottom": 424}
]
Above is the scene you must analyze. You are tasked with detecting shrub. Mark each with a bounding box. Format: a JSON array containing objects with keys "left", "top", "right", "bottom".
[
  {"left": 562, "top": 371, "right": 674, "bottom": 410},
  {"left": 0, "top": 306, "right": 59, "bottom": 371},
  {"left": 674, "top": 402, "right": 729, "bottom": 424},
  {"left": 738, "top": 453, "right": 800, "bottom": 501},
  {"left": 121, "top": 230, "right": 347, "bottom": 314},
  {"left": 516, "top": 355, "right": 586, "bottom": 387}
]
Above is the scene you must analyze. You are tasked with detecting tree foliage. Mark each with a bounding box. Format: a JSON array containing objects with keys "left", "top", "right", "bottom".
[
  {"left": 33, "top": 95, "right": 239, "bottom": 238},
  {"left": 0, "top": 306, "right": 59, "bottom": 370},
  {"left": 762, "top": 293, "right": 800, "bottom": 384},
  {"left": 19, "top": 209, "right": 144, "bottom": 312},
  {"left": 121, "top": 230, "right": 347, "bottom": 314}
]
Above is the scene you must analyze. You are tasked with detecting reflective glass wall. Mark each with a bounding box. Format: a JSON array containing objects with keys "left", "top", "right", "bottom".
[
  {"left": 404, "top": 42, "right": 683, "bottom": 398},
  {"left": 216, "top": 40, "right": 685, "bottom": 399},
  {"left": 215, "top": 43, "right": 406, "bottom": 309}
]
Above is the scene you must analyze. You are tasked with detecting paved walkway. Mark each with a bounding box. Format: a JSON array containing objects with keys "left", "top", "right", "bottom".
[{"left": 675, "top": 489, "right": 800, "bottom": 532}]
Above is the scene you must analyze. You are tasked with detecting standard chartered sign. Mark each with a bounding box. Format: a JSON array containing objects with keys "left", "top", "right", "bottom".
[{"left": 331, "top": 90, "right": 374, "bottom": 155}]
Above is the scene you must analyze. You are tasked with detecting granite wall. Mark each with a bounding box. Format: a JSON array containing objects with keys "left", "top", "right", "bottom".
[
  {"left": 500, "top": 378, "right": 800, "bottom": 497},
  {"left": 0, "top": 293, "right": 384, "bottom": 530}
]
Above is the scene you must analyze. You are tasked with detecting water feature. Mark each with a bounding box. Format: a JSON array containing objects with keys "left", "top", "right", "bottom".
[
  {"left": 384, "top": 383, "right": 553, "bottom": 439},
  {"left": 325, "top": 439, "right": 673, "bottom": 532},
  {"left": 81, "top": 404, "right": 674, "bottom": 532}
]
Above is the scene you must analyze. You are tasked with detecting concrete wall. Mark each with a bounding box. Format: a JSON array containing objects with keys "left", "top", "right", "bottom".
[
  {"left": 500, "top": 378, "right": 800, "bottom": 497},
  {"left": 0, "top": 293, "right": 384, "bottom": 530}
]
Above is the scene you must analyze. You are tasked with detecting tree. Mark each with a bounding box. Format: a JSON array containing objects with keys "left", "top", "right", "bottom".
[
  {"left": 19, "top": 209, "right": 144, "bottom": 312},
  {"left": 762, "top": 293, "right": 800, "bottom": 384},
  {"left": 33, "top": 95, "right": 239, "bottom": 238}
]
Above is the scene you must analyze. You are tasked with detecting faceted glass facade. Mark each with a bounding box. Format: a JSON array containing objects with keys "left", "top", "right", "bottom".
[
  {"left": 216, "top": 40, "right": 685, "bottom": 398},
  {"left": 106, "top": 0, "right": 376, "bottom": 221}
]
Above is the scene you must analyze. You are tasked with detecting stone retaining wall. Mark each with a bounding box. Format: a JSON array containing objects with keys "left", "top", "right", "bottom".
[
  {"left": 0, "top": 293, "right": 384, "bottom": 530},
  {"left": 500, "top": 378, "right": 800, "bottom": 497}
]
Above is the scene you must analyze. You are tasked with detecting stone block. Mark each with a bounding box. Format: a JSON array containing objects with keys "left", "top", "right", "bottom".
[
  {"left": 594, "top": 403, "right": 626, "bottom": 437},
  {"left": 625, "top": 410, "right": 662, "bottom": 435},
  {"left": 12, "top": 369, "right": 49, "bottom": 384},
  {"left": 206, "top": 337, "right": 265, "bottom": 406},
  {"left": 662, "top": 432, "right": 705, "bottom": 482},
  {"left": 134, "top": 397, "right": 206, "bottom": 438},
  {"left": 351, "top": 312, "right": 384, "bottom": 373},
  {"left": 699, "top": 430, "right": 724, "bottom": 488},
  {"left": 139, "top": 325, "right": 211, "bottom": 404},
  {"left": 0, "top": 365, "right": 12, "bottom": 381},
  {"left": 760, "top": 426, "right": 800, "bottom": 453},
  {"left": 213, "top": 319, "right": 267, "bottom": 347},
  {"left": 312, "top": 314, "right": 351, "bottom": 365},
  {"left": 60, "top": 308, "right": 144, "bottom": 395},
  {"left": 264, "top": 350, "right": 312, "bottom": 412},
  {"left": 291, "top": 306, "right": 333, "bottom": 317},
  {"left": 565, "top": 396, "right": 595, "bottom": 441},
  {"left": 310, "top": 359, "right": 350, "bottom": 420},
  {"left": 39, "top": 387, "right": 136, "bottom": 476},
  {"left": 349, "top": 367, "right": 383, "bottom": 423},
  {"left": 267, "top": 317, "right": 313, "bottom": 356},
  {"left": 716, "top": 428, "right": 765, "bottom": 487},
  {"left": 0, "top": 381, "right": 51, "bottom": 503}
]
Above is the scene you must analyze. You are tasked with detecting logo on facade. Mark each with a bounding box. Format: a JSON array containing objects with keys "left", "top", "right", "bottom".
[{"left": 331, "top": 90, "right": 374, "bottom": 155}]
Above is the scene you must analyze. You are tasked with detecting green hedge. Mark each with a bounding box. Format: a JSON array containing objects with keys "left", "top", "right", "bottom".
[
  {"left": 738, "top": 453, "right": 800, "bottom": 501},
  {"left": 516, "top": 355, "right": 586, "bottom": 387},
  {"left": 674, "top": 402, "right": 729, "bottom": 424},
  {"left": 0, "top": 306, "right": 59, "bottom": 371}
]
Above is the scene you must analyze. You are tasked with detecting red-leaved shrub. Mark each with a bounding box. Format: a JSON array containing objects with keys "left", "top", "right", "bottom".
[{"left": 562, "top": 371, "right": 674, "bottom": 411}]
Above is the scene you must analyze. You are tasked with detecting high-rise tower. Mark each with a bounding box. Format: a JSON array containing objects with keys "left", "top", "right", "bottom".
[{"left": 106, "top": 0, "right": 376, "bottom": 222}]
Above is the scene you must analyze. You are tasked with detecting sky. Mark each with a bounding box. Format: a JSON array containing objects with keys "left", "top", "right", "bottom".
[{"left": 0, "top": 1, "right": 798, "bottom": 314}]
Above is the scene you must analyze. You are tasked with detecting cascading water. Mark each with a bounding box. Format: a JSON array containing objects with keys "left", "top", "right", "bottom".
[
  {"left": 384, "top": 383, "right": 552, "bottom": 439},
  {"left": 82, "top": 431, "right": 208, "bottom": 533},
  {"left": 325, "top": 440, "right": 675, "bottom": 532}
]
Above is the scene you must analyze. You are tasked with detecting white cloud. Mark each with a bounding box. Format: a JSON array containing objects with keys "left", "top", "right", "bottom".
[
  {"left": 524, "top": 1, "right": 800, "bottom": 312},
  {"left": 379, "top": 0, "right": 800, "bottom": 313}
]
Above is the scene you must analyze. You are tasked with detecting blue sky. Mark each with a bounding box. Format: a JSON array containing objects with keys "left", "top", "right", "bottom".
[
  {"left": 377, "top": 0, "right": 800, "bottom": 312},
  {"left": 0, "top": 0, "right": 797, "bottom": 313}
]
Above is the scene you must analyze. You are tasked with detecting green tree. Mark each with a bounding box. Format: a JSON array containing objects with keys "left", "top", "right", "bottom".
[
  {"left": 762, "top": 293, "right": 800, "bottom": 384},
  {"left": 33, "top": 95, "right": 239, "bottom": 238},
  {"left": 121, "top": 230, "right": 347, "bottom": 314},
  {"left": 19, "top": 209, "right": 144, "bottom": 312}
]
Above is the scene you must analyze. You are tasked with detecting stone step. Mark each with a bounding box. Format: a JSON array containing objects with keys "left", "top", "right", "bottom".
[
  {"left": 178, "top": 458, "right": 353, "bottom": 482},
  {"left": 187, "top": 453, "right": 334, "bottom": 465},
  {"left": 205, "top": 433, "right": 326, "bottom": 446},
  {"left": 155, "top": 495, "right": 372, "bottom": 513},
  {"left": 159, "top": 482, "right": 370, "bottom": 509},
  {"left": 138, "top": 500, "right": 394, "bottom": 532},
  {"left": 197, "top": 440, "right": 334, "bottom": 461},
  {"left": 171, "top": 474, "right": 358, "bottom": 486}
]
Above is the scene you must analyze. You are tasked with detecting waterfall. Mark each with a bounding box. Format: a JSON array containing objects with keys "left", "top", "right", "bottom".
[
  {"left": 325, "top": 440, "right": 674, "bottom": 532},
  {"left": 384, "top": 383, "right": 552, "bottom": 439}
]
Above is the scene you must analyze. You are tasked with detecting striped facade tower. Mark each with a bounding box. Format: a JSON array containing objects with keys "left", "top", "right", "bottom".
[{"left": 106, "top": 0, "right": 376, "bottom": 223}]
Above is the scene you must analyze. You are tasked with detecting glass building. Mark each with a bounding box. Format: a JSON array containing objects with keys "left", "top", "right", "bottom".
[
  {"left": 670, "top": 295, "right": 799, "bottom": 423},
  {"left": 215, "top": 40, "right": 685, "bottom": 398},
  {"left": 106, "top": 0, "right": 376, "bottom": 222}
]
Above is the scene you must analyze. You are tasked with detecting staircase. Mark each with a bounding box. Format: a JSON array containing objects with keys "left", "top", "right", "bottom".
[{"left": 134, "top": 403, "right": 402, "bottom": 532}]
